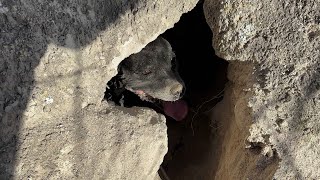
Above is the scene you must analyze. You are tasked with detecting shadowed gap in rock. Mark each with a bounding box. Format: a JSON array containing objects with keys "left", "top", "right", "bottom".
[{"left": 104, "top": 1, "right": 229, "bottom": 179}]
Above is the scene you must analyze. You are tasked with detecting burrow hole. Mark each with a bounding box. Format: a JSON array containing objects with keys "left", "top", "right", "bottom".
[{"left": 105, "top": 1, "right": 228, "bottom": 179}]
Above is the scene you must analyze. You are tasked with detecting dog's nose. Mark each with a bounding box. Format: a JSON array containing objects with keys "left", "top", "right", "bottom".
[{"left": 170, "top": 83, "right": 183, "bottom": 97}]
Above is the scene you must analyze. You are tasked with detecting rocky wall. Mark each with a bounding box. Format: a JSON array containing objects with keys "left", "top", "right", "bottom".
[
  {"left": 0, "top": 0, "right": 198, "bottom": 179},
  {"left": 204, "top": 0, "right": 320, "bottom": 179}
]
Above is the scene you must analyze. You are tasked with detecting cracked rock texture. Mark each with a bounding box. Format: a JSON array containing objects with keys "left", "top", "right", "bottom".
[
  {"left": 205, "top": 0, "right": 320, "bottom": 179},
  {"left": 0, "top": 0, "right": 197, "bottom": 179}
]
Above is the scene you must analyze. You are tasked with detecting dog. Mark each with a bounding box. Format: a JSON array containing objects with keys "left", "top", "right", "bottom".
[{"left": 106, "top": 37, "right": 188, "bottom": 121}]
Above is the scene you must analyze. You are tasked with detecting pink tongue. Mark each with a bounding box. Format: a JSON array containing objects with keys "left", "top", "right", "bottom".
[{"left": 163, "top": 100, "right": 188, "bottom": 121}]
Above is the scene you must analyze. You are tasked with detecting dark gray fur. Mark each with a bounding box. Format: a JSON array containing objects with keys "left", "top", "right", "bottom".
[{"left": 119, "top": 37, "right": 184, "bottom": 101}]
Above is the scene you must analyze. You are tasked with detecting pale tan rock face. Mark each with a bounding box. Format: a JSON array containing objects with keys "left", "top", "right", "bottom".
[
  {"left": 204, "top": 0, "right": 320, "bottom": 179},
  {"left": 0, "top": 0, "right": 197, "bottom": 179},
  {"left": 16, "top": 105, "right": 168, "bottom": 180}
]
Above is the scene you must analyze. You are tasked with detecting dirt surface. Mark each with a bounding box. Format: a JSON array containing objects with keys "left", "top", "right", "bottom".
[
  {"left": 1, "top": 0, "right": 319, "bottom": 179},
  {"left": 0, "top": 0, "right": 198, "bottom": 179},
  {"left": 209, "top": 62, "right": 279, "bottom": 179},
  {"left": 205, "top": 0, "right": 320, "bottom": 179}
]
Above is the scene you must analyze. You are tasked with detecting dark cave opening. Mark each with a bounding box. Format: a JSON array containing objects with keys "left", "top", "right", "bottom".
[
  {"left": 159, "top": 2, "right": 228, "bottom": 179},
  {"left": 105, "top": 1, "right": 228, "bottom": 179}
]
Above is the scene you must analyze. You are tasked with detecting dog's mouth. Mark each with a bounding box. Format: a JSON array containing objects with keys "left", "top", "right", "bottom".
[
  {"left": 132, "top": 89, "right": 188, "bottom": 121},
  {"left": 105, "top": 76, "right": 188, "bottom": 121},
  {"left": 131, "top": 89, "right": 154, "bottom": 101}
]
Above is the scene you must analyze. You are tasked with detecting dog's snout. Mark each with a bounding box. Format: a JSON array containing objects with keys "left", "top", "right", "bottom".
[{"left": 170, "top": 83, "right": 183, "bottom": 97}]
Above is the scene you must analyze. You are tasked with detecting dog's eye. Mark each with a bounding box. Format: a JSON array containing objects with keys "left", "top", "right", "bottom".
[{"left": 143, "top": 69, "right": 152, "bottom": 75}]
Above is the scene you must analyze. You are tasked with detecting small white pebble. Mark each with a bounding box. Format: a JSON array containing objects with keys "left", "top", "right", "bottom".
[{"left": 45, "top": 97, "right": 54, "bottom": 104}]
